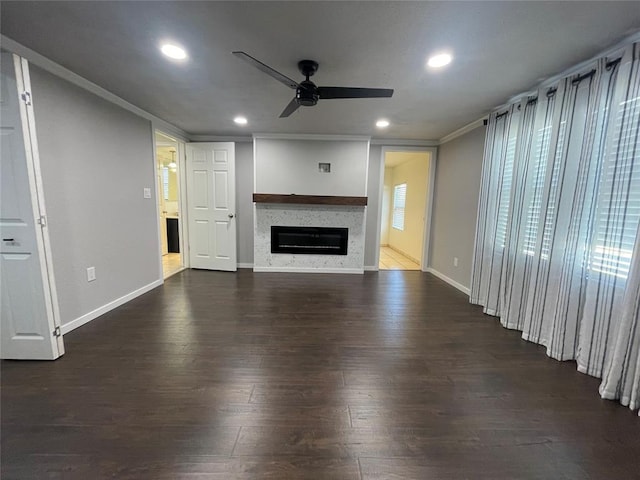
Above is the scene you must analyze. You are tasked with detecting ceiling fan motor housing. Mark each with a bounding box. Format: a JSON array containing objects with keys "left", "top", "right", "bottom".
[{"left": 296, "top": 80, "right": 319, "bottom": 106}]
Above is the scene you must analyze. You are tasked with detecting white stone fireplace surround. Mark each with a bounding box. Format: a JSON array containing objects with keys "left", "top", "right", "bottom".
[
  {"left": 252, "top": 134, "right": 370, "bottom": 274},
  {"left": 254, "top": 204, "right": 365, "bottom": 274}
]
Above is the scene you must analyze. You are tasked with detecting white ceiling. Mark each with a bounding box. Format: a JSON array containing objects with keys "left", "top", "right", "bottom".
[{"left": 2, "top": 1, "right": 640, "bottom": 140}]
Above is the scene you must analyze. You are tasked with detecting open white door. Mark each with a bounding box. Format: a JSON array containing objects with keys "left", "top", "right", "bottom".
[
  {"left": 1, "top": 53, "right": 63, "bottom": 359},
  {"left": 186, "top": 142, "right": 236, "bottom": 271}
]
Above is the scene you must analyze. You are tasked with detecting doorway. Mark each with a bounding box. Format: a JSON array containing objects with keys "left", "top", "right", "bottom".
[
  {"left": 378, "top": 148, "right": 434, "bottom": 271},
  {"left": 155, "top": 131, "right": 184, "bottom": 278}
]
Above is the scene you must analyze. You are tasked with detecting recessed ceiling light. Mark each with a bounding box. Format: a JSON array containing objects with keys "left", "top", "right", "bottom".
[
  {"left": 234, "top": 116, "right": 248, "bottom": 125},
  {"left": 427, "top": 53, "right": 452, "bottom": 68},
  {"left": 376, "top": 119, "right": 390, "bottom": 128},
  {"left": 160, "top": 43, "right": 187, "bottom": 60}
]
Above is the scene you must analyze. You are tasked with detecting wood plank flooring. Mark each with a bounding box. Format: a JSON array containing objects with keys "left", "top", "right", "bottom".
[{"left": 2, "top": 269, "right": 639, "bottom": 479}]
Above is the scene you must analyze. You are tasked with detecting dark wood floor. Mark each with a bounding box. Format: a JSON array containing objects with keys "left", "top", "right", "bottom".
[{"left": 2, "top": 270, "right": 639, "bottom": 479}]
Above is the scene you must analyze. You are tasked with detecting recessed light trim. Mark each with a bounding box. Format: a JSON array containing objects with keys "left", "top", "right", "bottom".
[
  {"left": 234, "top": 116, "right": 248, "bottom": 125},
  {"left": 427, "top": 53, "right": 452, "bottom": 68},
  {"left": 376, "top": 119, "right": 390, "bottom": 128},
  {"left": 160, "top": 43, "right": 187, "bottom": 60}
]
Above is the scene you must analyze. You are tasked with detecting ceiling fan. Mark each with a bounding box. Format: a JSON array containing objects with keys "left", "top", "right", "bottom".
[{"left": 232, "top": 51, "right": 394, "bottom": 118}]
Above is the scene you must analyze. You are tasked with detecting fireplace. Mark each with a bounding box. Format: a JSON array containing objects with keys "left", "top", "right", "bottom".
[{"left": 271, "top": 226, "right": 348, "bottom": 255}]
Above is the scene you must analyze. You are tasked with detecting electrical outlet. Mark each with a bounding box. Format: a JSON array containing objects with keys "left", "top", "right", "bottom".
[
  {"left": 143, "top": 187, "right": 152, "bottom": 199},
  {"left": 87, "top": 266, "right": 96, "bottom": 282},
  {"left": 453, "top": 257, "right": 459, "bottom": 267}
]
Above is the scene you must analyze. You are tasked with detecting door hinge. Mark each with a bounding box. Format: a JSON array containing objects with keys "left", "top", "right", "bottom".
[
  {"left": 53, "top": 326, "right": 61, "bottom": 337},
  {"left": 21, "top": 91, "right": 32, "bottom": 105},
  {"left": 37, "top": 215, "right": 47, "bottom": 227}
]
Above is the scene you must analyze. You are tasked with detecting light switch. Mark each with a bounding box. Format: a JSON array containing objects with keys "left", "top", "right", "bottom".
[
  {"left": 143, "top": 188, "right": 151, "bottom": 199},
  {"left": 87, "top": 266, "right": 96, "bottom": 282}
]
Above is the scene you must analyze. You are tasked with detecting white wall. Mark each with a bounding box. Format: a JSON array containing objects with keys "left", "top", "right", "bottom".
[
  {"left": 30, "top": 65, "right": 159, "bottom": 329},
  {"left": 430, "top": 125, "right": 485, "bottom": 289},
  {"left": 235, "top": 142, "right": 254, "bottom": 265},
  {"left": 254, "top": 137, "right": 369, "bottom": 196},
  {"left": 364, "top": 144, "right": 382, "bottom": 268},
  {"left": 387, "top": 155, "right": 429, "bottom": 263}
]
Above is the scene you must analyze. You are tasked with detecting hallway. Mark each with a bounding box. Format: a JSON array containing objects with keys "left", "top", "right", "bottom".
[
  {"left": 162, "top": 252, "right": 182, "bottom": 278},
  {"left": 378, "top": 246, "right": 420, "bottom": 270}
]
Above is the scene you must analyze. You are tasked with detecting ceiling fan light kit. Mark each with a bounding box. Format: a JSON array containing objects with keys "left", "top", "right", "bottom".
[{"left": 232, "top": 51, "right": 394, "bottom": 118}]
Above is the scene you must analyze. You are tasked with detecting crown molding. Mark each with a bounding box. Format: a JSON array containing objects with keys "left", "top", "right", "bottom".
[
  {"left": 189, "top": 135, "right": 253, "bottom": 143},
  {"left": 438, "top": 118, "right": 486, "bottom": 145},
  {"left": 370, "top": 138, "right": 438, "bottom": 147},
  {"left": 0, "top": 35, "right": 189, "bottom": 141},
  {"left": 252, "top": 133, "right": 371, "bottom": 142}
]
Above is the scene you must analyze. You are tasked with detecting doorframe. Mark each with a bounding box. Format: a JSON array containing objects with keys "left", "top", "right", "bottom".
[
  {"left": 176, "top": 140, "right": 189, "bottom": 267},
  {"left": 375, "top": 146, "right": 437, "bottom": 272},
  {"left": 13, "top": 54, "right": 64, "bottom": 356},
  {"left": 153, "top": 130, "right": 189, "bottom": 280}
]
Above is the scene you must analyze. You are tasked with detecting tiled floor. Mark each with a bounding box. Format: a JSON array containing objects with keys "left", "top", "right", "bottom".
[
  {"left": 379, "top": 246, "right": 421, "bottom": 270},
  {"left": 162, "top": 252, "right": 183, "bottom": 278}
]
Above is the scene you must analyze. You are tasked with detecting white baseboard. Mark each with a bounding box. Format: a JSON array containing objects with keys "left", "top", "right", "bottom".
[
  {"left": 426, "top": 268, "right": 470, "bottom": 296},
  {"left": 253, "top": 266, "right": 364, "bottom": 274},
  {"left": 61, "top": 279, "right": 163, "bottom": 335},
  {"left": 364, "top": 265, "right": 379, "bottom": 271},
  {"left": 237, "top": 263, "right": 254, "bottom": 269}
]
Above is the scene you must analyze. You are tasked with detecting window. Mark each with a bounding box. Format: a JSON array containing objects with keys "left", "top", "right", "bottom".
[
  {"left": 539, "top": 120, "right": 567, "bottom": 259},
  {"left": 521, "top": 120, "right": 568, "bottom": 258},
  {"left": 495, "top": 132, "right": 517, "bottom": 248},
  {"left": 162, "top": 167, "right": 170, "bottom": 201},
  {"left": 590, "top": 95, "right": 640, "bottom": 280},
  {"left": 392, "top": 183, "right": 407, "bottom": 230},
  {"left": 522, "top": 114, "right": 556, "bottom": 256}
]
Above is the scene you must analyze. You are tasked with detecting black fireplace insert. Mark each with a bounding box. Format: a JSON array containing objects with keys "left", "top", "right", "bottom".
[{"left": 271, "top": 226, "right": 348, "bottom": 255}]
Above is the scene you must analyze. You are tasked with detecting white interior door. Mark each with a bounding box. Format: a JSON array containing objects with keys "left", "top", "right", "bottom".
[
  {"left": 186, "top": 142, "right": 236, "bottom": 271},
  {"left": 1, "top": 52, "right": 63, "bottom": 360}
]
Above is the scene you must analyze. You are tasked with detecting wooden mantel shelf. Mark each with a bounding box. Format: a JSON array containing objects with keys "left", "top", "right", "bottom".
[{"left": 253, "top": 193, "right": 367, "bottom": 206}]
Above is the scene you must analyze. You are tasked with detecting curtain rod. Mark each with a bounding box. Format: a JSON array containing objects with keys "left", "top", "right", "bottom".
[
  {"left": 572, "top": 69, "right": 597, "bottom": 85},
  {"left": 606, "top": 57, "right": 622, "bottom": 70},
  {"left": 495, "top": 110, "right": 509, "bottom": 119}
]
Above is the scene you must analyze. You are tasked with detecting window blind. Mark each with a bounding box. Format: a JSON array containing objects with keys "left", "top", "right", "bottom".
[
  {"left": 495, "top": 134, "right": 517, "bottom": 248},
  {"left": 392, "top": 183, "right": 407, "bottom": 230},
  {"left": 591, "top": 95, "right": 640, "bottom": 279}
]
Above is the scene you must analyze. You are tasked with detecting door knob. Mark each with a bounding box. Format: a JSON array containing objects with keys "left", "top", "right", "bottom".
[{"left": 228, "top": 214, "right": 235, "bottom": 219}]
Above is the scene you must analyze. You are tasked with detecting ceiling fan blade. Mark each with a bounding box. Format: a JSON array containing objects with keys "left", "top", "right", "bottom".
[
  {"left": 318, "top": 87, "right": 394, "bottom": 99},
  {"left": 279, "top": 98, "right": 300, "bottom": 118},
  {"left": 232, "top": 51, "right": 300, "bottom": 89}
]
